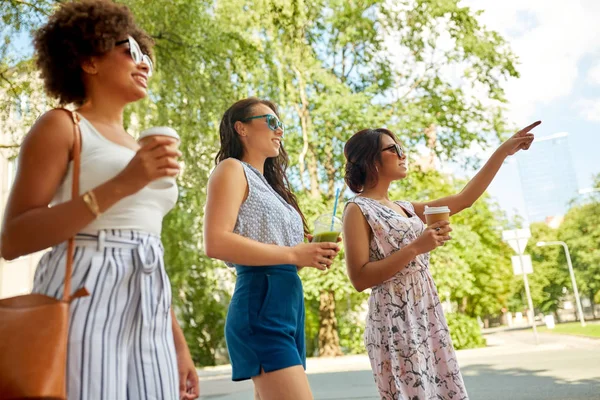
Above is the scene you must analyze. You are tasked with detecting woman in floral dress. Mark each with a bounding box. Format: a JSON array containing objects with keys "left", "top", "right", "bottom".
[{"left": 342, "top": 122, "right": 540, "bottom": 399}]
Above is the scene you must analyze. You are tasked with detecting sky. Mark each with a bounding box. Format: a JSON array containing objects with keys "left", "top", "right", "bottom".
[{"left": 449, "top": 0, "right": 600, "bottom": 223}]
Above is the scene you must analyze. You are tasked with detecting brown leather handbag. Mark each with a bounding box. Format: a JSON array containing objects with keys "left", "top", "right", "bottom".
[{"left": 0, "top": 109, "right": 89, "bottom": 399}]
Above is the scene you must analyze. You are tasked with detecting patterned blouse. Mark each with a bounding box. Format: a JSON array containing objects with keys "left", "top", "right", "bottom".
[{"left": 227, "top": 159, "right": 304, "bottom": 267}]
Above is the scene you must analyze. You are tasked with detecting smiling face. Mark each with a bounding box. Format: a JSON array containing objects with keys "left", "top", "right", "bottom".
[
  {"left": 235, "top": 103, "right": 285, "bottom": 159},
  {"left": 84, "top": 35, "right": 151, "bottom": 103},
  {"left": 377, "top": 133, "right": 408, "bottom": 181}
]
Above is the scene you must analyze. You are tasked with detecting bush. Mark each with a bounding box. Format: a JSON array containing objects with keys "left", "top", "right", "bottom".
[
  {"left": 338, "top": 313, "right": 366, "bottom": 355},
  {"left": 446, "top": 313, "right": 487, "bottom": 350}
]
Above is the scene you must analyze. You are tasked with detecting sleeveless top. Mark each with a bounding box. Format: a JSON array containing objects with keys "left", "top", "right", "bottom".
[
  {"left": 51, "top": 113, "right": 178, "bottom": 235},
  {"left": 345, "top": 196, "right": 429, "bottom": 284},
  {"left": 227, "top": 159, "right": 304, "bottom": 267}
]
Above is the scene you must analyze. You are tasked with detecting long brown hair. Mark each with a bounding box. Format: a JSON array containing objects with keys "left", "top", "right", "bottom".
[{"left": 216, "top": 97, "right": 308, "bottom": 233}]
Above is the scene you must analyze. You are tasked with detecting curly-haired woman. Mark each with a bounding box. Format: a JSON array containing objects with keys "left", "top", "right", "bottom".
[{"left": 0, "top": 1, "right": 198, "bottom": 398}]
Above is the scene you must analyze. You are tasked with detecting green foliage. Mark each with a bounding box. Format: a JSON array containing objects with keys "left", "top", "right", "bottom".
[
  {"left": 304, "top": 297, "right": 321, "bottom": 357},
  {"left": 335, "top": 291, "right": 369, "bottom": 355},
  {"left": 520, "top": 223, "right": 567, "bottom": 314},
  {"left": 445, "top": 312, "right": 486, "bottom": 350},
  {"left": 1, "top": 0, "right": 530, "bottom": 364},
  {"left": 559, "top": 201, "right": 600, "bottom": 304}
]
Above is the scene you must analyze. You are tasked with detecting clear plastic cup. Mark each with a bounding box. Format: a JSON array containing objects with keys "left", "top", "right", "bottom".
[{"left": 311, "top": 213, "right": 342, "bottom": 242}]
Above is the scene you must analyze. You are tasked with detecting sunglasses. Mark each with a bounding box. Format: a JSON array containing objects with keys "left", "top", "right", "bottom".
[
  {"left": 116, "top": 36, "right": 153, "bottom": 77},
  {"left": 381, "top": 143, "right": 406, "bottom": 158},
  {"left": 240, "top": 114, "right": 285, "bottom": 133}
]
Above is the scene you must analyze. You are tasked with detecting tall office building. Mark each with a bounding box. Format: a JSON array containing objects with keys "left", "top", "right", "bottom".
[{"left": 516, "top": 132, "right": 579, "bottom": 223}]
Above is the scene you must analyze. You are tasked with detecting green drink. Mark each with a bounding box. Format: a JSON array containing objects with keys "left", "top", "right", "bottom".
[
  {"left": 311, "top": 231, "right": 340, "bottom": 243},
  {"left": 312, "top": 213, "right": 342, "bottom": 243}
]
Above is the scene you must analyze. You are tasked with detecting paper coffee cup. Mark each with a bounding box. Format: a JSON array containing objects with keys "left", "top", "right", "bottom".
[
  {"left": 424, "top": 205, "right": 450, "bottom": 226},
  {"left": 138, "top": 127, "right": 180, "bottom": 189},
  {"left": 138, "top": 126, "right": 180, "bottom": 144}
]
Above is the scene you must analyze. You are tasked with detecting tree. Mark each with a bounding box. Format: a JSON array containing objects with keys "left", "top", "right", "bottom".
[
  {"left": 559, "top": 201, "right": 600, "bottom": 319},
  {"left": 0, "top": 1, "right": 56, "bottom": 150},
  {"left": 247, "top": 0, "right": 520, "bottom": 355},
  {"left": 519, "top": 223, "right": 568, "bottom": 319},
  {"left": 121, "top": 0, "right": 271, "bottom": 365},
  {"left": 1, "top": 0, "right": 527, "bottom": 362}
]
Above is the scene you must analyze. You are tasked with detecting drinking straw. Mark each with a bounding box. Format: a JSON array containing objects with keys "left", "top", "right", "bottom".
[{"left": 331, "top": 188, "right": 341, "bottom": 231}]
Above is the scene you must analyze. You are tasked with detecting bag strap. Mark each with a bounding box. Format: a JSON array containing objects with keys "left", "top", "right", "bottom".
[{"left": 55, "top": 108, "right": 82, "bottom": 303}]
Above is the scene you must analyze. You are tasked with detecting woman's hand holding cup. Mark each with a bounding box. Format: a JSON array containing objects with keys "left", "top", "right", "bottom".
[
  {"left": 136, "top": 126, "right": 181, "bottom": 190},
  {"left": 291, "top": 242, "right": 340, "bottom": 271},
  {"left": 413, "top": 220, "right": 452, "bottom": 254},
  {"left": 114, "top": 135, "right": 181, "bottom": 195}
]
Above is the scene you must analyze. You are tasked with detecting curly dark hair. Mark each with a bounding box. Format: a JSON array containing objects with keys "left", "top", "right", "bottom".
[
  {"left": 344, "top": 128, "right": 399, "bottom": 193},
  {"left": 33, "top": 0, "right": 154, "bottom": 105},
  {"left": 216, "top": 97, "right": 309, "bottom": 234}
]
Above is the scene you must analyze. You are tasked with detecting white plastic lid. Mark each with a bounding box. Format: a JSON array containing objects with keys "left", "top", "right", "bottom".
[
  {"left": 424, "top": 205, "right": 450, "bottom": 214},
  {"left": 138, "top": 126, "right": 180, "bottom": 141}
]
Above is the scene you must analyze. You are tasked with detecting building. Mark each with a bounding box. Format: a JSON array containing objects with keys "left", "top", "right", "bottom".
[{"left": 516, "top": 132, "right": 579, "bottom": 223}]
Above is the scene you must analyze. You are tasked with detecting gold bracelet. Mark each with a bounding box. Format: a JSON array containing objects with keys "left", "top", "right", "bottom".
[{"left": 82, "top": 191, "right": 101, "bottom": 218}]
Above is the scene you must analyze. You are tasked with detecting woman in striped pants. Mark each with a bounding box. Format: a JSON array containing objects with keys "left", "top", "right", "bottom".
[{"left": 0, "top": 1, "right": 198, "bottom": 399}]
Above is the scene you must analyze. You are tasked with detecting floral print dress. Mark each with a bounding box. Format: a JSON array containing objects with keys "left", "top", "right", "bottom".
[{"left": 346, "top": 197, "right": 468, "bottom": 400}]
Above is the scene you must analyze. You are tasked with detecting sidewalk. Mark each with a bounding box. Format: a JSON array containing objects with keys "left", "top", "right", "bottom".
[{"left": 197, "top": 354, "right": 372, "bottom": 380}]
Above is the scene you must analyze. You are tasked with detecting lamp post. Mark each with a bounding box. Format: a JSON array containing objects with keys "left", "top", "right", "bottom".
[
  {"left": 503, "top": 228, "right": 538, "bottom": 344},
  {"left": 537, "top": 241, "right": 586, "bottom": 327}
]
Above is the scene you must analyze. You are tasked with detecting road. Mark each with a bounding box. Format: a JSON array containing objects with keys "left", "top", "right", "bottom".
[{"left": 198, "top": 330, "right": 600, "bottom": 400}]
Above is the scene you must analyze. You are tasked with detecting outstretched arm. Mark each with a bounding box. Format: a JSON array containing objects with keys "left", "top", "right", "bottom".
[{"left": 412, "top": 121, "right": 541, "bottom": 222}]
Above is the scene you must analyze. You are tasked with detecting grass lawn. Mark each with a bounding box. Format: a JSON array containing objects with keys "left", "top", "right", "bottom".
[{"left": 538, "top": 321, "right": 600, "bottom": 338}]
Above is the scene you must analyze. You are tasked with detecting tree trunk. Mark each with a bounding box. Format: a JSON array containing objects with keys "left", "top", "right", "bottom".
[
  {"left": 318, "top": 290, "right": 343, "bottom": 357},
  {"left": 554, "top": 310, "right": 562, "bottom": 324},
  {"left": 292, "top": 66, "right": 320, "bottom": 197},
  {"left": 424, "top": 123, "right": 437, "bottom": 170},
  {"left": 589, "top": 290, "right": 596, "bottom": 319},
  {"left": 458, "top": 296, "right": 468, "bottom": 313},
  {"left": 306, "top": 145, "right": 320, "bottom": 198}
]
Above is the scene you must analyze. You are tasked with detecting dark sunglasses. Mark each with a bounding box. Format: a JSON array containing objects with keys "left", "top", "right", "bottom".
[
  {"left": 381, "top": 143, "right": 406, "bottom": 158},
  {"left": 240, "top": 114, "right": 285, "bottom": 133},
  {"left": 116, "top": 36, "right": 153, "bottom": 77}
]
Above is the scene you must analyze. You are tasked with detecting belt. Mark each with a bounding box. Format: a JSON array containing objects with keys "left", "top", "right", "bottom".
[{"left": 73, "top": 231, "right": 163, "bottom": 326}]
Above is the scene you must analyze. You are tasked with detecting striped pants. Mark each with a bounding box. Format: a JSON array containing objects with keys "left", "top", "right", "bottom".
[{"left": 32, "top": 230, "right": 178, "bottom": 400}]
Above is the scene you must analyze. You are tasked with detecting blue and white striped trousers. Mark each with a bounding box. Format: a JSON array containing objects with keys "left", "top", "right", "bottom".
[{"left": 32, "top": 230, "right": 178, "bottom": 400}]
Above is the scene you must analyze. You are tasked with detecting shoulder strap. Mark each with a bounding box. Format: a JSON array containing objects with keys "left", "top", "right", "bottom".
[{"left": 55, "top": 108, "right": 81, "bottom": 302}]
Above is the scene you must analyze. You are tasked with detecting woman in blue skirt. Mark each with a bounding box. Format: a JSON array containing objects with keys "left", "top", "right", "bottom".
[{"left": 204, "top": 97, "right": 340, "bottom": 399}]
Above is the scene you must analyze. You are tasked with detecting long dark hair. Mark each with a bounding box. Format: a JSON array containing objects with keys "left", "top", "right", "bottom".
[
  {"left": 344, "top": 128, "right": 399, "bottom": 193},
  {"left": 216, "top": 97, "right": 308, "bottom": 233}
]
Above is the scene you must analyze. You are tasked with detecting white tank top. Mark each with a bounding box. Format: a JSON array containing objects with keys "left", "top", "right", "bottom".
[{"left": 51, "top": 114, "right": 178, "bottom": 235}]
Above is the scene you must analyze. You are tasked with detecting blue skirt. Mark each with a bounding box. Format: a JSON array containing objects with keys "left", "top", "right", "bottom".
[{"left": 225, "top": 264, "right": 306, "bottom": 381}]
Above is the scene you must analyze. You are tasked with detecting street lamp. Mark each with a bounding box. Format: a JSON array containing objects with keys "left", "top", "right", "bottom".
[{"left": 536, "top": 241, "right": 586, "bottom": 327}]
